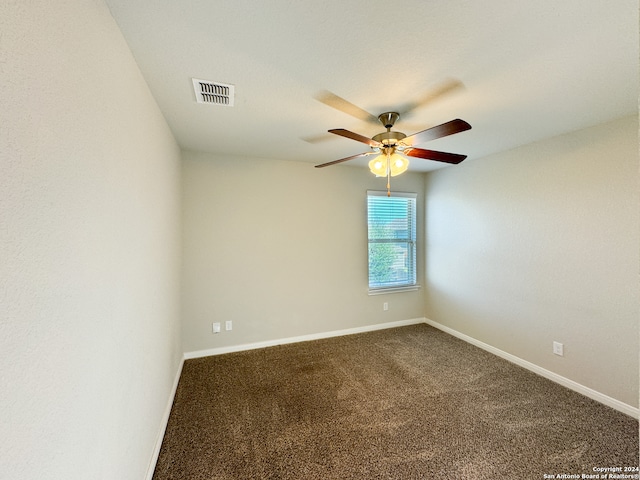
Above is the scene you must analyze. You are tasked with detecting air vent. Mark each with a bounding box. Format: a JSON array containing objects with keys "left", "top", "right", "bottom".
[{"left": 192, "top": 78, "right": 235, "bottom": 106}]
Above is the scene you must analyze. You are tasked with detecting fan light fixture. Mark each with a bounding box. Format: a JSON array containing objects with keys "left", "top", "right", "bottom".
[{"left": 368, "top": 151, "right": 409, "bottom": 177}]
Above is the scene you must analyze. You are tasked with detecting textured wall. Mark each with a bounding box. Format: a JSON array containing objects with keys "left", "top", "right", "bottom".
[
  {"left": 181, "top": 152, "right": 426, "bottom": 353},
  {"left": 0, "top": 1, "right": 182, "bottom": 478},
  {"left": 424, "top": 116, "right": 639, "bottom": 408}
]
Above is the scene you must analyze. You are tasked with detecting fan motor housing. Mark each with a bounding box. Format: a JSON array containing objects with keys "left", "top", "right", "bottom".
[{"left": 373, "top": 131, "right": 407, "bottom": 146}]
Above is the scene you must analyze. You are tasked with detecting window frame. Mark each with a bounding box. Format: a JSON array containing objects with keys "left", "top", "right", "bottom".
[{"left": 366, "top": 190, "right": 419, "bottom": 295}]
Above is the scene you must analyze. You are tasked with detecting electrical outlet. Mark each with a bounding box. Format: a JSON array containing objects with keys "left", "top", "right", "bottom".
[
  {"left": 553, "top": 341, "right": 564, "bottom": 356},
  {"left": 225, "top": 320, "right": 233, "bottom": 331},
  {"left": 383, "top": 302, "right": 389, "bottom": 311},
  {"left": 212, "top": 322, "right": 221, "bottom": 334}
]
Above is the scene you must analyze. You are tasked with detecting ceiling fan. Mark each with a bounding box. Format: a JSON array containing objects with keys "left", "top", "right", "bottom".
[
  {"left": 314, "top": 113, "right": 471, "bottom": 169},
  {"left": 312, "top": 82, "right": 472, "bottom": 193}
]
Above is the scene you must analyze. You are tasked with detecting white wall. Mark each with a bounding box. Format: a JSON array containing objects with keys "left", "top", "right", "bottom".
[
  {"left": 424, "top": 116, "right": 638, "bottom": 408},
  {"left": 181, "top": 152, "right": 426, "bottom": 353},
  {"left": 0, "top": 1, "right": 182, "bottom": 479}
]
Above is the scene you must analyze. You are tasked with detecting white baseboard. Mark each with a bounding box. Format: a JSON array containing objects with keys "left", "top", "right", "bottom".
[
  {"left": 145, "top": 355, "right": 184, "bottom": 480},
  {"left": 184, "top": 317, "right": 426, "bottom": 360},
  {"left": 424, "top": 318, "right": 639, "bottom": 419}
]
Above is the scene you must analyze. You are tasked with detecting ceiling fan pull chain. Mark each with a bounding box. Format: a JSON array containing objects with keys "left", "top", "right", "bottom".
[{"left": 386, "top": 149, "right": 391, "bottom": 197}]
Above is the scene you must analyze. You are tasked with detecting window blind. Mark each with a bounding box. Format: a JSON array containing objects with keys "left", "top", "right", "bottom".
[{"left": 367, "top": 191, "right": 417, "bottom": 291}]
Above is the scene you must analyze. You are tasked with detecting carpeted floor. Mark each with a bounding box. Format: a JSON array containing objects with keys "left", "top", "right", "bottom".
[{"left": 153, "top": 324, "right": 639, "bottom": 479}]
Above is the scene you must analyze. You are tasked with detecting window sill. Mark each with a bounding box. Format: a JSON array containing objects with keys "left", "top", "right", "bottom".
[{"left": 368, "top": 285, "right": 421, "bottom": 296}]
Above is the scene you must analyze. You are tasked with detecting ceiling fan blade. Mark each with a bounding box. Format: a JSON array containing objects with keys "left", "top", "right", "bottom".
[
  {"left": 315, "top": 90, "right": 379, "bottom": 124},
  {"left": 402, "top": 119, "right": 471, "bottom": 146},
  {"left": 396, "top": 78, "right": 464, "bottom": 117},
  {"left": 329, "top": 128, "right": 382, "bottom": 147},
  {"left": 404, "top": 147, "right": 467, "bottom": 164},
  {"left": 315, "top": 151, "right": 376, "bottom": 168}
]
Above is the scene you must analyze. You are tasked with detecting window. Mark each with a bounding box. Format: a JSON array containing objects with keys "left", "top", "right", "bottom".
[{"left": 367, "top": 191, "right": 417, "bottom": 293}]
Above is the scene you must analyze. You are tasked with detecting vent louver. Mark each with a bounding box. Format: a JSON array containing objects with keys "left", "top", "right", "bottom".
[{"left": 192, "top": 78, "right": 235, "bottom": 106}]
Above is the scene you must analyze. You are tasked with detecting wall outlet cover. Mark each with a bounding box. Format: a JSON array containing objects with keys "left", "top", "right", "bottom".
[{"left": 553, "top": 341, "right": 564, "bottom": 356}]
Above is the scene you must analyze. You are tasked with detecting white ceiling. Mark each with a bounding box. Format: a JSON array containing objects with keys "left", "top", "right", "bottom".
[{"left": 104, "top": 0, "right": 638, "bottom": 172}]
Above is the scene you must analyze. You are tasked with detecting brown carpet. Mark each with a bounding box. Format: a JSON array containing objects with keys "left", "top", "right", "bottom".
[{"left": 153, "top": 324, "right": 639, "bottom": 479}]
